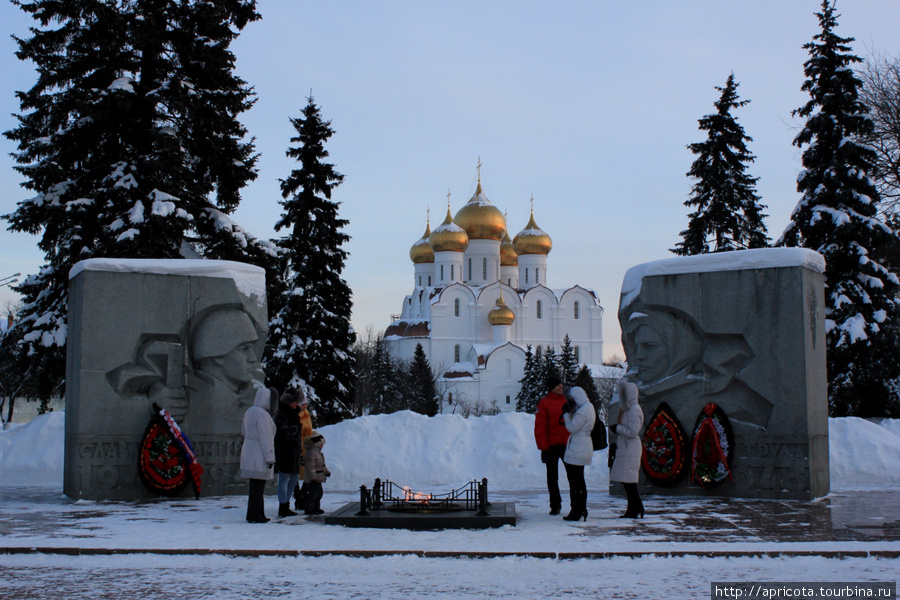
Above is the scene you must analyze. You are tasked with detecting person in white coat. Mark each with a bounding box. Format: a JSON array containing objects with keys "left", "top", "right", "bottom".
[
  {"left": 561, "top": 386, "right": 596, "bottom": 521},
  {"left": 240, "top": 386, "right": 278, "bottom": 523},
  {"left": 609, "top": 379, "right": 645, "bottom": 518}
]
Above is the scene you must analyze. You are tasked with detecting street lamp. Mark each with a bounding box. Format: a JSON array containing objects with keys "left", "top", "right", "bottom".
[{"left": 0, "top": 273, "right": 20, "bottom": 288}]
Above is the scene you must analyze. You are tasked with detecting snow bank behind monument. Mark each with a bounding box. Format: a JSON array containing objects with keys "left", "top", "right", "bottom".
[{"left": 2, "top": 410, "right": 899, "bottom": 492}]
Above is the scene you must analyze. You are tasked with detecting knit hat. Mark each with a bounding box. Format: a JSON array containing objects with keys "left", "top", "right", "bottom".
[
  {"left": 280, "top": 391, "right": 298, "bottom": 405},
  {"left": 546, "top": 374, "right": 562, "bottom": 391},
  {"left": 295, "top": 387, "right": 308, "bottom": 406}
]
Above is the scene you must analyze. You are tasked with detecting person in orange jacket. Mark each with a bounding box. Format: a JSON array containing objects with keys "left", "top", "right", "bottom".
[
  {"left": 533, "top": 375, "right": 570, "bottom": 515},
  {"left": 292, "top": 390, "right": 315, "bottom": 511}
]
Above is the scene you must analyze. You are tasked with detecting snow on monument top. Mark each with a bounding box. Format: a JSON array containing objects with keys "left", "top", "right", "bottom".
[
  {"left": 620, "top": 248, "right": 825, "bottom": 310},
  {"left": 69, "top": 258, "right": 266, "bottom": 304}
]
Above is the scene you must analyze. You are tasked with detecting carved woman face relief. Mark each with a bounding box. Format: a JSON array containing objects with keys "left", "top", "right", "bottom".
[{"left": 633, "top": 324, "right": 669, "bottom": 384}]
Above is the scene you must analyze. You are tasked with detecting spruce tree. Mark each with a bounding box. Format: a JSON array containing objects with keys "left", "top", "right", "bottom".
[
  {"left": 407, "top": 343, "right": 439, "bottom": 416},
  {"left": 267, "top": 97, "right": 357, "bottom": 425},
  {"left": 542, "top": 346, "right": 560, "bottom": 390},
  {"left": 2, "top": 0, "right": 268, "bottom": 403},
  {"left": 515, "top": 345, "right": 542, "bottom": 413},
  {"left": 558, "top": 335, "right": 579, "bottom": 385},
  {"left": 779, "top": 1, "right": 900, "bottom": 417},
  {"left": 673, "top": 73, "right": 769, "bottom": 255},
  {"left": 368, "top": 340, "right": 400, "bottom": 415},
  {"left": 574, "top": 365, "right": 602, "bottom": 417}
]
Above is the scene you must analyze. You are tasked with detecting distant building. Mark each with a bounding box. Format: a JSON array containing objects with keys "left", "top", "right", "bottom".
[{"left": 383, "top": 170, "right": 604, "bottom": 412}]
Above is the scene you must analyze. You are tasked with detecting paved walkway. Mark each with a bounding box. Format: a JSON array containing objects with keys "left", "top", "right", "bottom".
[{"left": 1, "top": 486, "right": 898, "bottom": 557}]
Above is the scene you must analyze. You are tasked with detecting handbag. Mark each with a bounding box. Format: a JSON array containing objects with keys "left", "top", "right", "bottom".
[{"left": 590, "top": 416, "right": 608, "bottom": 451}]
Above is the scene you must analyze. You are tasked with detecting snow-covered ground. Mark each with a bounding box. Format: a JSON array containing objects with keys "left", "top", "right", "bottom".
[{"left": 1, "top": 411, "right": 898, "bottom": 600}]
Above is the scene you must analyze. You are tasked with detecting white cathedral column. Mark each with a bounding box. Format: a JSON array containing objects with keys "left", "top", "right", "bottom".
[
  {"left": 434, "top": 250, "right": 464, "bottom": 286},
  {"left": 414, "top": 262, "right": 434, "bottom": 288},
  {"left": 492, "top": 322, "right": 512, "bottom": 344},
  {"left": 518, "top": 253, "right": 548, "bottom": 290},
  {"left": 501, "top": 264, "right": 518, "bottom": 288},
  {"left": 463, "top": 239, "right": 502, "bottom": 285}
]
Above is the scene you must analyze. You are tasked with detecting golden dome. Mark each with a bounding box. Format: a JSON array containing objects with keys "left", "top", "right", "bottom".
[
  {"left": 453, "top": 181, "right": 507, "bottom": 241},
  {"left": 429, "top": 207, "right": 469, "bottom": 253},
  {"left": 513, "top": 209, "right": 552, "bottom": 255},
  {"left": 409, "top": 221, "right": 434, "bottom": 264},
  {"left": 488, "top": 295, "right": 515, "bottom": 326},
  {"left": 500, "top": 229, "right": 518, "bottom": 266}
]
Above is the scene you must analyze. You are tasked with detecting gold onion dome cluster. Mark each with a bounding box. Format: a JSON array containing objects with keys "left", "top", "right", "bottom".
[
  {"left": 453, "top": 181, "right": 507, "bottom": 241},
  {"left": 429, "top": 207, "right": 469, "bottom": 253},
  {"left": 488, "top": 295, "right": 515, "bottom": 326},
  {"left": 513, "top": 210, "right": 552, "bottom": 256},
  {"left": 409, "top": 221, "right": 435, "bottom": 264}
]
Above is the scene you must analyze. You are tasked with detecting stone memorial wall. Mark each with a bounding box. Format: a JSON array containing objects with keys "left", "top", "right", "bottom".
[
  {"left": 616, "top": 248, "right": 829, "bottom": 500},
  {"left": 64, "top": 259, "right": 267, "bottom": 500}
]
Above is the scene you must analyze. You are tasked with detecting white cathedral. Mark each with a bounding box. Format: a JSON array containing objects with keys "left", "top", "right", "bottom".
[{"left": 383, "top": 171, "right": 605, "bottom": 412}]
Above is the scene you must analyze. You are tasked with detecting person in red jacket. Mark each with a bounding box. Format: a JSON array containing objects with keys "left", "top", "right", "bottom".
[{"left": 533, "top": 375, "right": 570, "bottom": 515}]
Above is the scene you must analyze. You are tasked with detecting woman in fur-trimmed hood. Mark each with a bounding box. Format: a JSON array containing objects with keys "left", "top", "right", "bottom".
[
  {"left": 610, "top": 379, "right": 645, "bottom": 518},
  {"left": 240, "top": 386, "right": 278, "bottom": 523},
  {"left": 561, "top": 386, "right": 596, "bottom": 522}
]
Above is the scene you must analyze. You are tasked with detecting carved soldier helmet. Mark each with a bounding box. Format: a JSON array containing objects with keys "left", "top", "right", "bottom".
[{"left": 191, "top": 308, "right": 259, "bottom": 361}]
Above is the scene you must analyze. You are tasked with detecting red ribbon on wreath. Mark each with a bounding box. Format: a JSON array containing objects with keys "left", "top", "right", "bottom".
[{"left": 157, "top": 404, "right": 204, "bottom": 498}]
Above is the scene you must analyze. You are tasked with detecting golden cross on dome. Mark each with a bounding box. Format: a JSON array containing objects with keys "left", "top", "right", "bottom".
[
  {"left": 446, "top": 189, "right": 451, "bottom": 209},
  {"left": 477, "top": 157, "right": 482, "bottom": 182}
]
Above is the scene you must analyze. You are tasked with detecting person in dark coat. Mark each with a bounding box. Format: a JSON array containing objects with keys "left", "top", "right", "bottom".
[
  {"left": 274, "top": 390, "right": 303, "bottom": 517},
  {"left": 240, "top": 386, "right": 278, "bottom": 523},
  {"left": 533, "top": 375, "right": 570, "bottom": 515}
]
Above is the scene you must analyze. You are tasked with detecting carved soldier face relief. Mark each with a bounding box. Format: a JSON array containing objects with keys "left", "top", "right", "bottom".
[{"left": 215, "top": 340, "right": 260, "bottom": 391}]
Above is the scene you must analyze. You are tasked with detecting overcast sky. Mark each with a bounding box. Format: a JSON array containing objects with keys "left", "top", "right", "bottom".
[{"left": 2, "top": 1, "right": 900, "bottom": 358}]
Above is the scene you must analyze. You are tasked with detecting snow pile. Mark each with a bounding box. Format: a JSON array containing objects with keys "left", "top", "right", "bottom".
[
  {"left": 0, "top": 411, "right": 65, "bottom": 485},
  {"left": 827, "top": 417, "right": 900, "bottom": 490},
  {"left": 2, "top": 411, "right": 899, "bottom": 492},
  {"left": 319, "top": 411, "right": 609, "bottom": 491}
]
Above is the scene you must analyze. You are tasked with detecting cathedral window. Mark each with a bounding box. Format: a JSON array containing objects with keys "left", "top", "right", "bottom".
[
  {"left": 454, "top": 344, "right": 460, "bottom": 362},
  {"left": 468, "top": 259, "right": 472, "bottom": 281},
  {"left": 451, "top": 264, "right": 455, "bottom": 281},
  {"left": 535, "top": 268, "right": 540, "bottom": 284},
  {"left": 525, "top": 270, "right": 529, "bottom": 284},
  {"left": 440, "top": 265, "right": 444, "bottom": 281},
  {"left": 574, "top": 346, "right": 580, "bottom": 362},
  {"left": 506, "top": 395, "right": 511, "bottom": 404},
  {"left": 428, "top": 276, "right": 432, "bottom": 286},
  {"left": 482, "top": 258, "right": 487, "bottom": 280},
  {"left": 536, "top": 300, "right": 543, "bottom": 319},
  {"left": 418, "top": 276, "right": 422, "bottom": 286},
  {"left": 574, "top": 301, "right": 580, "bottom": 320},
  {"left": 454, "top": 298, "right": 460, "bottom": 317}
]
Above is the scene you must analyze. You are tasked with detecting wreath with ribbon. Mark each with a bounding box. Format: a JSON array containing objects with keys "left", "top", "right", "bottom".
[
  {"left": 641, "top": 401, "right": 689, "bottom": 486},
  {"left": 691, "top": 402, "right": 734, "bottom": 489},
  {"left": 138, "top": 403, "right": 204, "bottom": 498}
]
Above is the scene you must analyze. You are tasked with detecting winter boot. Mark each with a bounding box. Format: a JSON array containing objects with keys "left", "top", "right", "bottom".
[
  {"left": 279, "top": 503, "right": 297, "bottom": 518},
  {"left": 563, "top": 490, "right": 588, "bottom": 521}
]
